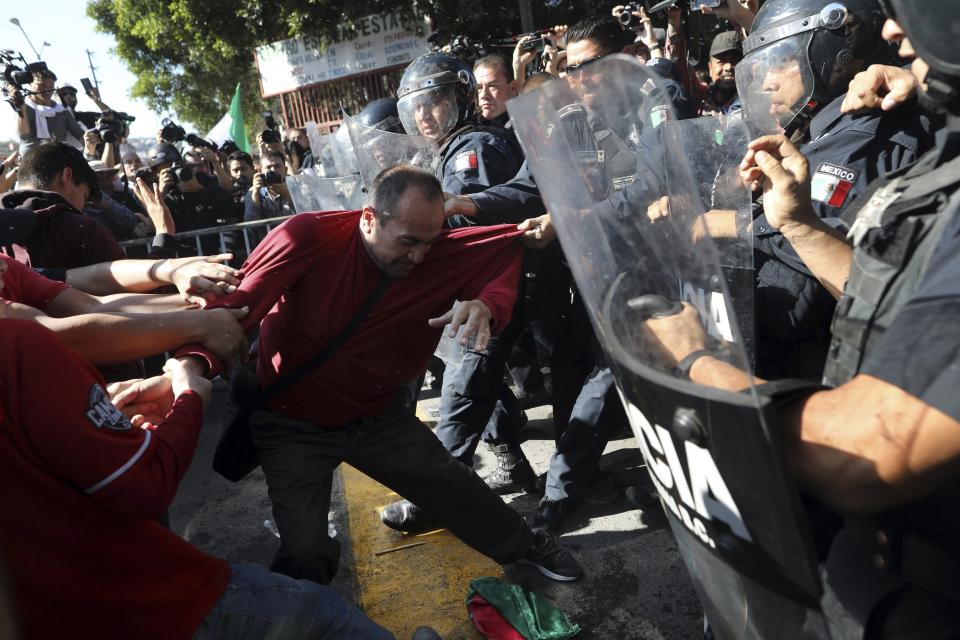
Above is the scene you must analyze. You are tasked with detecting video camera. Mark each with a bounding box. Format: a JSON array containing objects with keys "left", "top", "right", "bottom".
[
  {"left": 259, "top": 111, "right": 282, "bottom": 144},
  {"left": 96, "top": 111, "right": 136, "bottom": 143},
  {"left": 1, "top": 50, "right": 48, "bottom": 111},
  {"left": 618, "top": 3, "right": 646, "bottom": 28},
  {"left": 261, "top": 170, "right": 283, "bottom": 186},
  {"left": 428, "top": 33, "right": 490, "bottom": 65}
]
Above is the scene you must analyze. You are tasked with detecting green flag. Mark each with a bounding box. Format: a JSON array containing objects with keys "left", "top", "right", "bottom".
[{"left": 207, "top": 83, "right": 250, "bottom": 152}]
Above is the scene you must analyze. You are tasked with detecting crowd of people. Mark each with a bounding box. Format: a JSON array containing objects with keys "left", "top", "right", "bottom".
[{"left": 1, "top": 0, "right": 959, "bottom": 637}]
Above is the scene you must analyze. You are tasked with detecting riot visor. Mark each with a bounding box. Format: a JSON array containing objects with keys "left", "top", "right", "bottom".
[
  {"left": 397, "top": 85, "right": 461, "bottom": 143},
  {"left": 737, "top": 36, "right": 817, "bottom": 137}
]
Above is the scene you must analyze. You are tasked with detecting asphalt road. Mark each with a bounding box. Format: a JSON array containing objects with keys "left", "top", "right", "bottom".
[{"left": 169, "top": 379, "right": 703, "bottom": 639}]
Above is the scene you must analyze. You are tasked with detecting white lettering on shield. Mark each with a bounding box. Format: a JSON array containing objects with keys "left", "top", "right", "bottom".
[
  {"left": 679, "top": 280, "right": 734, "bottom": 343},
  {"left": 618, "top": 392, "right": 753, "bottom": 548}
]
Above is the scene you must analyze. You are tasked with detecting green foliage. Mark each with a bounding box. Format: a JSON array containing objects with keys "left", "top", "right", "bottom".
[{"left": 86, "top": 0, "right": 670, "bottom": 130}]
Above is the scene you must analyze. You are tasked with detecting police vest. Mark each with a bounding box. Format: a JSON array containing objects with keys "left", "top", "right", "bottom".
[
  {"left": 590, "top": 120, "right": 639, "bottom": 192},
  {"left": 823, "top": 151, "right": 960, "bottom": 387}
]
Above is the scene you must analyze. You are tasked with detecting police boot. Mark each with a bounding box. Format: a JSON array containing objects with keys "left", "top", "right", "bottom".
[{"left": 482, "top": 442, "right": 539, "bottom": 494}]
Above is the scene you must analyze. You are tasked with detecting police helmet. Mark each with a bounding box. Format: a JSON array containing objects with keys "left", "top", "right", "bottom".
[
  {"left": 396, "top": 52, "right": 478, "bottom": 143},
  {"left": 879, "top": 0, "right": 960, "bottom": 111},
  {"left": 737, "top": 0, "right": 895, "bottom": 136},
  {"left": 357, "top": 98, "right": 404, "bottom": 134}
]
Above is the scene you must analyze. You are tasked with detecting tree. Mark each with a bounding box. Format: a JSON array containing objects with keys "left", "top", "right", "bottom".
[{"left": 87, "top": 0, "right": 627, "bottom": 132}]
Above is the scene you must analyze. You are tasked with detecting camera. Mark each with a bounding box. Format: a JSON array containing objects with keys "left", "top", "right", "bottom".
[
  {"left": 95, "top": 111, "right": 135, "bottom": 143},
  {"left": 1, "top": 50, "right": 48, "bottom": 111},
  {"left": 185, "top": 133, "right": 217, "bottom": 150},
  {"left": 160, "top": 117, "right": 187, "bottom": 143},
  {"left": 520, "top": 36, "right": 545, "bottom": 53},
  {"left": 133, "top": 166, "right": 156, "bottom": 185},
  {"left": 260, "top": 128, "right": 282, "bottom": 145},
  {"left": 262, "top": 170, "right": 282, "bottom": 186},
  {"left": 618, "top": 3, "right": 644, "bottom": 29},
  {"left": 169, "top": 163, "right": 194, "bottom": 183},
  {"left": 262, "top": 110, "right": 278, "bottom": 131},
  {"left": 448, "top": 35, "right": 489, "bottom": 64}
]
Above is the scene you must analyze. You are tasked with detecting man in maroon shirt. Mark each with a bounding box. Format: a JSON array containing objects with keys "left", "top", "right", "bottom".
[{"left": 178, "top": 166, "right": 584, "bottom": 584}]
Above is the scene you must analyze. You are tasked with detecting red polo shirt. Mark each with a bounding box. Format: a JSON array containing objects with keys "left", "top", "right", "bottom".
[
  {"left": 0, "top": 320, "right": 229, "bottom": 638},
  {"left": 179, "top": 210, "right": 524, "bottom": 426},
  {"left": 0, "top": 253, "right": 69, "bottom": 308}
]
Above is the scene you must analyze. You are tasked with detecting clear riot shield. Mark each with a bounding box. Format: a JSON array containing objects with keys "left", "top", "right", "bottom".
[
  {"left": 662, "top": 115, "right": 756, "bottom": 364},
  {"left": 305, "top": 121, "right": 359, "bottom": 178},
  {"left": 509, "top": 55, "right": 830, "bottom": 639},
  {"left": 344, "top": 114, "right": 440, "bottom": 188},
  {"left": 285, "top": 172, "right": 365, "bottom": 212}
]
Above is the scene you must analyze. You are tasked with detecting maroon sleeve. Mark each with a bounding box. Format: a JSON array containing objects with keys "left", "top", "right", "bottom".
[
  {"left": 4, "top": 320, "right": 204, "bottom": 521},
  {"left": 174, "top": 213, "right": 327, "bottom": 376},
  {"left": 0, "top": 254, "right": 69, "bottom": 309},
  {"left": 455, "top": 229, "right": 524, "bottom": 335},
  {"left": 74, "top": 215, "right": 126, "bottom": 265}
]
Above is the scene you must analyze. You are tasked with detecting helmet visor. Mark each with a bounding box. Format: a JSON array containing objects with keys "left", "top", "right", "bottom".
[
  {"left": 736, "top": 35, "right": 816, "bottom": 136},
  {"left": 398, "top": 85, "right": 460, "bottom": 142}
]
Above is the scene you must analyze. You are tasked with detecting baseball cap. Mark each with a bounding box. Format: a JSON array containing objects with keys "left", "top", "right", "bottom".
[
  {"left": 0, "top": 209, "right": 37, "bottom": 245},
  {"left": 87, "top": 160, "right": 117, "bottom": 173},
  {"left": 710, "top": 31, "right": 743, "bottom": 58}
]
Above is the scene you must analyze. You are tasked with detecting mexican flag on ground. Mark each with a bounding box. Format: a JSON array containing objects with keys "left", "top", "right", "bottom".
[{"left": 206, "top": 83, "right": 250, "bottom": 152}]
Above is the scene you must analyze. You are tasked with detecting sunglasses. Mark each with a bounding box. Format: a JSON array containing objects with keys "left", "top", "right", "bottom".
[{"left": 565, "top": 53, "right": 609, "bottom": 76}]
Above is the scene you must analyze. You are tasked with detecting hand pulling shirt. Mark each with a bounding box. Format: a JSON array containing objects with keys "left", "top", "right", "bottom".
[{"left": 178, "top": 210, "right": 523, "bottom": 426}]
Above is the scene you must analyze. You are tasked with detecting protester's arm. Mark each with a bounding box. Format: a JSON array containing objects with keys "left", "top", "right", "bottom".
[
  {"left": 12, "top": 323, "right": 210, "bottom": 522},
  {"left": 46, "top": 287, "right": 193, "bottom": 314},
  {"left": 64, "top": 254, "right": 240, "bottom": 303},
  {"left": 740, "top": 135, "right": 853, "bottom": 298}
]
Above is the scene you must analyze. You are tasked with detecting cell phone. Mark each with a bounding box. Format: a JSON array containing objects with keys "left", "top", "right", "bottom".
[
  {"left": 690, "top": 0, "right": 724, "bottom": 10},
  {"left": 80, "top": 78, "right": 95, "bottom": 95}
]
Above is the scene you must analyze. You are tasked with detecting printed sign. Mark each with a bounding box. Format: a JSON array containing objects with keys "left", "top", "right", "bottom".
[{"left": 255, "top": 11, "right": 432, "bottom": 97}]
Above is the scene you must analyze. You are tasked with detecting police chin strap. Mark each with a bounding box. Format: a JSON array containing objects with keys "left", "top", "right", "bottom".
[
  {"left": 918, "top": 69, "right": 960, "bottom": 124},
  {"left": 782, "top": 99, "right": 820, "bottom": 144}
]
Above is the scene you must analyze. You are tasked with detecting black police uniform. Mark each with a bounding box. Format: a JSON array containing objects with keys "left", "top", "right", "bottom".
[
  {"left": 753, "top": 92, "right": 935, "bottom": 380},
  {"left": 433, "top": 123, "right": 530, "bottom": 467},
  {"left": 815, "top": 129, "right": 960, "bottom": 637}
]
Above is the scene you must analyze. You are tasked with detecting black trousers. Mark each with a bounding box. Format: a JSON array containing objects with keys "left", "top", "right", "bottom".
[{"left": 249, "top": 394, "right": 534, "bottom": 584}]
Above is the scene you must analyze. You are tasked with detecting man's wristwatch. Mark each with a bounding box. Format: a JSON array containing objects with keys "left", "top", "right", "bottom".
[{"left": 673, "top": 349, "right": 713, "bottom": 380}]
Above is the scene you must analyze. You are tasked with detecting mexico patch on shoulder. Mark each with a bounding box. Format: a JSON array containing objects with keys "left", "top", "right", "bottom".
[
  {"left": 453, "top": 150, "right": 479, "bottom": 173},
  {"left": 811, "top": 162, "right": 859, "bottom": 208}
]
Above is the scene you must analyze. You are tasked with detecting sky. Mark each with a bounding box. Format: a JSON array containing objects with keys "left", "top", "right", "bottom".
[{"left": 1, "top": 1, "right": 181, "bottom": 143}]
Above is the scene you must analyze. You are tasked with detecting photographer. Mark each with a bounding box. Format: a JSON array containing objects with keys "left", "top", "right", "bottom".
[
  {"left": 243, "top": 149, "right": 295, "bottom": 226},
  {"left": 147, "top": 142, "right": 238, "bottom": 258},
  {"left": 14, "top": 67, "right": 85, "bottom": 157},
  {"left": 226, "top": 150, "right": 255, "bottom": 209},
  {"left": 284, "top": 127, "right": 315, "bottom": 173},
  {"left": 83, "top": 160, "right": 152, "bottom": 241},
  {"left": 184, "top": 145, "right": 233, "bottom": 193}
]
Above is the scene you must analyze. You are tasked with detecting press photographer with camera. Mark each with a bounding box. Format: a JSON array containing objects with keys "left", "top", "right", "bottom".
[
  {"left": 146, "top": 142, "right": 238, "bottom": 258},
  {"left": 244, "top": 149, "right": 295, "bottom": 225},
  {"left": 11, "top": 65, "right": 85, "bottom": 157}
]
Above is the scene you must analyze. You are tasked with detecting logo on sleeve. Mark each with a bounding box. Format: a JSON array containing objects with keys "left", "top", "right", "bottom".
[
  {"left": 453, "top": 150, "right": 478, "bottom": 173},
  {"left": 85, "top": 384, "right": 131, "bottom": 431},
  {"left": 811, "top": 162, "right": 859, "bottom": 208}
]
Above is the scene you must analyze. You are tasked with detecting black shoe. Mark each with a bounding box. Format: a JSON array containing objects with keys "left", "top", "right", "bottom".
[
  {"left": 412, "top": 627, "right": 443, "bottom": 640},
  {"left": 528, "top": 498, "right": 571, "bottom": 533},
  {"left": 518, "top": 528, "right": 584, "bottom": 581},
  {"left": 379, "top": 500, "right": 440, "bottom": 534},
  {"left": 482, "top": 443, "right": 539, "bottom": 494}
]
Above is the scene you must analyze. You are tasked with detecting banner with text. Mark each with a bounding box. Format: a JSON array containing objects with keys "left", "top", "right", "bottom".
[{"left": 255, "top": 12, "right": 432, "bottom": 97}]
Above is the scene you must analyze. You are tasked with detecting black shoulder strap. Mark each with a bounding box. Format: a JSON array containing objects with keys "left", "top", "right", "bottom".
[{"left": 259, "top": 274, "right": 393, "bottom": 403}]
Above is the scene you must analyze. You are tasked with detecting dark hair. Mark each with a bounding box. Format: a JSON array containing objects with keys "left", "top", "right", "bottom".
[
  {"left": 474, "top": 53, "right": 514, "bottom": 83},
  {"left": 565, "top": 16, "right": 633, "bottom": 53},
  {"left": 227, "top": 150, "right": 254, "bottom": 169},
  {"left": 260, "top": 149, "right": 285, "bottom": 165},
  {"left": 368, "top": 165, "right": 442, "bottom": 226},
  {"left": 19, "top": 141, "right": 96, "bottom": 195}
]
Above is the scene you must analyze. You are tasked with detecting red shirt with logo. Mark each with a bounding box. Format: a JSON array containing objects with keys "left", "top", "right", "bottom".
[
  {"left": 0, "top": 320, "right": 229, "bottom": 638},
  {"left": 177, "top": 210, "right": 524, "bottom": 426}
]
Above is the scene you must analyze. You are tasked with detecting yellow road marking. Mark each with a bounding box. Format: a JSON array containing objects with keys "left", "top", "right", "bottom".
[{"left": 340, "top": 404, "right": 503, "bottom": 639}]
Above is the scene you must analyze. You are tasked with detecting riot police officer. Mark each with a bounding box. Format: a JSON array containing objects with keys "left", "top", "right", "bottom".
[
  {"left": 734, "top": 0, "right": 936, "bottom": 379},
  {"left": 651, "top": 4, "right": 960, "bottom": 633},
  {"left": 380, "top": 52, "right": 533, "bottom": 532}
]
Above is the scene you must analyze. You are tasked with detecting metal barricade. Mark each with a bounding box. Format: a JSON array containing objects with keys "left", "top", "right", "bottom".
[{"left": 119, "top": 216, "right": 292, "bottom": 258}]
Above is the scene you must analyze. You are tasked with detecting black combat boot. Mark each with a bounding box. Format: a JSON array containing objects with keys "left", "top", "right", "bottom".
[{"left": 482, "top": 442, "right": 539, "bottom": 494}]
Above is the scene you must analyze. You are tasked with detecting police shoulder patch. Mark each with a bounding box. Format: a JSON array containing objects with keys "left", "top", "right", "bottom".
[
  {"left": 453, "top": 150, "right": 479, "bottom": 173},
  {"left": 811, "top": 162, "right": 859, "bottom": 208},
  {"left": 85, "top": 384, "right": 131, "bottom": 431}
]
